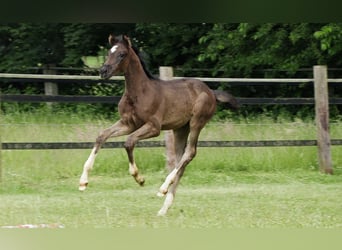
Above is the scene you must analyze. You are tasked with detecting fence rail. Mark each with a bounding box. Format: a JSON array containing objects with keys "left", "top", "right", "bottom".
[
  {"left": 1, "top": 73, "right": 342, "bottom": 105},
  {"left": 2, "top": 72, "right": 342, "bottom": 82},
  {"left": 2, "top": 94, "right": 342, "bottom": 105},
  {"left": 2, "top": 73, "right": 342, "bottom": 85}
]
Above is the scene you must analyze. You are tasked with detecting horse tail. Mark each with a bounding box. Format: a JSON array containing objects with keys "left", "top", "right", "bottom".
[{"left": 212, "top": 89, "right": 240, "bottom": 110}]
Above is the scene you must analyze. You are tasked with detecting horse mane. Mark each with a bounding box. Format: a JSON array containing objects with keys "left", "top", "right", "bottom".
[{"left": 132, "top": 46, "right": 159, "bottom": 80}]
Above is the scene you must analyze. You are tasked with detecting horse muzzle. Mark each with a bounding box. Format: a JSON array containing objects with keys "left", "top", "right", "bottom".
[{"left": 99, "top": 64, "right": 112, "bottom": 79}]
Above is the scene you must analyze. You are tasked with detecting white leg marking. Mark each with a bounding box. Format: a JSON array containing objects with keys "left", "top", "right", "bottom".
[
  {"left": 157, "top": 193, "right": 174, "bottom": 216},
  {"left": 157, "top": 168, "right": 178, "bottom": 196},
  {"left": 129, "top": 162, "right": 145, "bottom": 185},
  {"left": 158, "top": 149, "right": 193, "bottom": 196},
  {"left": 79, "top": 147, "right": 97, "bottom": 191},
  {"left": 129, "top": 162, "right": 138, "bottom": 176}
]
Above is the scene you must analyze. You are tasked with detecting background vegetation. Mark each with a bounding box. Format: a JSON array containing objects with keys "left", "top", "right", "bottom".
[
  {"left": 1, "top": 23, "right": 342, "bottom": 119},
  {"left": 2, "top": 23, "right": 342, "bottom": 76}
]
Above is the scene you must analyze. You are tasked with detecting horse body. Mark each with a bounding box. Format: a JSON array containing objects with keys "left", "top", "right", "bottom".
[
  {"left": 79, "top": 34, "right": 237, "bottom": 216},
  {"left": 120, "top": 68, "right": 216, "bottom": 131}
]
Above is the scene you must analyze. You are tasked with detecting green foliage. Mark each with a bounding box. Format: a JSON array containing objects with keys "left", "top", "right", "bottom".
[
  {"left": 0, "top": 23, "right": 65, "bottom": 72},
  {"left": 313, "top": 23, "right": 342, "bottom": 65},
  {"left": 0, "top": 23, "right": 132, "bottom": 117},
  {"left": 0, "top": 23, "right": 135, "bottom": 71},
  {"left": 135, "top": 23, "right": 214, "bottom": 76},
  {"left": 197, "top": 23, "right": 342, "bottom": 77},
  {"left": 196, "top": 23, "right": 342, "bottom": 118},
  {"left": 2, "top": 22, "right": 342, "bottom": 76},
  {"left": 1, "top": 23, "right": 342, "bottom": 119}
]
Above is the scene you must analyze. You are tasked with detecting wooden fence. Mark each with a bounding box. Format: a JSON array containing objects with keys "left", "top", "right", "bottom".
[
  {"left": 1, "top": 65, "right": 342, "bottom": 174},
  {"left": 1, "top": 73, "right": 342, "bottom": 105}
]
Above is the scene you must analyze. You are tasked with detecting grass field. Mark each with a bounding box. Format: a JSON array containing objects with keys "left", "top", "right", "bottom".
[{"left": 1, "top": 111, "right": 342, "bottom": 228}]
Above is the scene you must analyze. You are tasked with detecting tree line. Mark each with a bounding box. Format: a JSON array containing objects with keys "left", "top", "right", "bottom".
[{"left": 1, "top": 23, "right": 341, "bottom": 119}]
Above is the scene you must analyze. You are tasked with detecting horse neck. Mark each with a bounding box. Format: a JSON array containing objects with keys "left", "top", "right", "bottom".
[{"left": 123, "top": 48, "right": 152, "bottom": 95}]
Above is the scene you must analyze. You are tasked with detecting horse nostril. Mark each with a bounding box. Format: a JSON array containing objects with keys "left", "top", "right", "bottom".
[
  {"left": 99, "top": 65, "right": 109, "bottom": 78},
  {"left": 99, "top": 64, "right": 113, "bottom": 79}
]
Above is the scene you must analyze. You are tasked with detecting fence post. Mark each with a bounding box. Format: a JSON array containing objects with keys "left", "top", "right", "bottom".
[
  {"left": 159, "top": 67, "right": 176, "bottom": 171},
  {"left": 313, "top": 65, "right": 333, "bottom": 174},
  {"left": 43, "top": 64, "right": 58, "bottom": 106}
]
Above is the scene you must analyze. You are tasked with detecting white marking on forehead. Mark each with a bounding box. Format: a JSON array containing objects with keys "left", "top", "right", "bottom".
[{"left": 110, "top": 45, "right": 118, "bottom": 53}]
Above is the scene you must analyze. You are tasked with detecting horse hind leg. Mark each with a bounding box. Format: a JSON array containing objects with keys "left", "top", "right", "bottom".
[
  {"left": 157, "top": 141, "right": 197, "bottom": 197},
  {"left": 79, "top": 120, "right": 133, "bottom": 191},
  {"left": 164, "top": 130, "right": 176, "bottom": 172},
  {"left": 157, "top": 95, "right": 213, "bottom": 199},
  {"left": 157, "top": 125, "right": 189, "bottom": 216},
  {"left": 157, "top": 167, "right": 185, "bottom": 216}
]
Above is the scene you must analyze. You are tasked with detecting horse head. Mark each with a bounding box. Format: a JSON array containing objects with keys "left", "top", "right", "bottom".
[{"left": 99, "top": 34, "right": 132, "bottom": 79}]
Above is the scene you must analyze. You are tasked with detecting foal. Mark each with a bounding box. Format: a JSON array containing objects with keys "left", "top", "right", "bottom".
[{"left": 79, "top": 34, "right": 238, "bottom": 216}]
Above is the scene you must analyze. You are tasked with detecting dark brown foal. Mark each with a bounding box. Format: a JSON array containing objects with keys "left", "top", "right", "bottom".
[{"left": 79, "top": 34, "right": 238, "bottom": 215}]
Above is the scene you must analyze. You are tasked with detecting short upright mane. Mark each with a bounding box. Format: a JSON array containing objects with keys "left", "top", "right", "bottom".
[{"left": 132, "top": 46, "right": 158, "bottom": 80}]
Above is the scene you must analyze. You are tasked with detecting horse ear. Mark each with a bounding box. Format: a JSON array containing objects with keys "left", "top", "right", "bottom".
[
  {"left": 108, "top": 34, "right": 131, "bottom": 47},
  {"left": 108, "top": 34, "right": 117, "bottom": 46},
  {"left": 123, "top": 35, "right": 132, "bottom": 47}
]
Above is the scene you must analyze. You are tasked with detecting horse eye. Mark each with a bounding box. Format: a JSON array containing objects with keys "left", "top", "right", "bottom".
[{"left": 118, "top": 53, "right": 126, "bottom": 59}]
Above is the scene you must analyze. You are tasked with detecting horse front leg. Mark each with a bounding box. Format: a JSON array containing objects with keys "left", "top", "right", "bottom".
[
  {"left": 124, "top": 121, "right": 161, "bottom": 185},
  {"left": 79, "top": 120, "right": 133, "bottom": 191}
]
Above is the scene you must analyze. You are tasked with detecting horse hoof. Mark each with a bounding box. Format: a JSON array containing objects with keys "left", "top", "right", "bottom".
[
  {"left": 157, "top": 210, "right": 167, "bottom": 216},
  {"left": 134, "top": 176, "right": 145, "bottom": 186},
  {"left": 157, "top": 184, "right": 169, "bottom": 197},
  {"left": 156, "top": 191, "right": 166, "bottom": 197},
  {"left": 79, "top": 183, "right": 88, "bottom": 191},
  {"left": 138, "top": 177, "right": 145, "bottom": 186}
]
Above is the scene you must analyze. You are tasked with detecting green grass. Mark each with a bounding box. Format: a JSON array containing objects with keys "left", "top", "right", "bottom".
[
  {"left": 0, "top": 173, "right": 341, "bottom": 228},
  {"left": 1, "top": 111, "right": 342, "bottom": 228}
]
